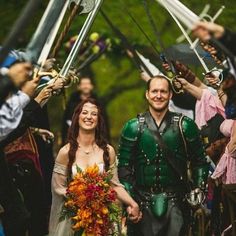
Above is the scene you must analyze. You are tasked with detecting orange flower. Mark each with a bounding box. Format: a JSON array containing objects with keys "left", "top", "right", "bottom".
[
  {"left": 86, "top": 164, "right": 99, "bottom": 177},
  {"left": 64, "top": 200, "right": 74, "bottom": 208},
  {"left": 63, "top": 164, "right": 120, "bottom": 235},
  {"left": 97, "top": 218, "right": 103, "bottom": 224},
  {"left": 101, "top": 207, "right": 108, "bottom": 215},
  {"left": 81, "top": 209, "right": 92, "bottom": 219}
]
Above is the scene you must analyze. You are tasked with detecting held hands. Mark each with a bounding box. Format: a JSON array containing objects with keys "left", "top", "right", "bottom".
[{"left": 126, "top": 202, "right": 142, "bottom": 223}]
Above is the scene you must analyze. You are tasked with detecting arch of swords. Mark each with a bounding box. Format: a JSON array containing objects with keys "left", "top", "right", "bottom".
[{"left": 0, "top": 0, "right": 232, "bottom": 96}]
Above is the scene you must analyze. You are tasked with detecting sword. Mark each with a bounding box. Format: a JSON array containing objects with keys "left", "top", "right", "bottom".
[
  {"left": 101, "top": 10, "right": 154, "bottom": 78},
  {"left": 37, "top": 0, "right": 102, "bottom": 91},
  {"left": 59, "top": 0, "right": 103, "bottom": 78},
  {"left": 36, "top": 0, "right": 97, "bottom": 92},
  {"left": 157, "top": 0, "right": 224, "bottom": 86},
  {"left": 37, "top": 1, "right": 71, "bottom": 65},
  {"left": 176, "top": 4, "right": 211, "bottom": 43},
  {"left": 0, "top": 0, "right": 41, "bottom": 65},
  {"left": 125, "top": 8, "right": 183, "bottom": 93},
  {"left": 24, "top": 0, "right": 67, "bottom": 64}
]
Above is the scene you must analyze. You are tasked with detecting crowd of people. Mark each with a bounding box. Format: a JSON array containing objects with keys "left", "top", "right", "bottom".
[{"left": 0, "top": 9, "right": 236, "bottom": 236}]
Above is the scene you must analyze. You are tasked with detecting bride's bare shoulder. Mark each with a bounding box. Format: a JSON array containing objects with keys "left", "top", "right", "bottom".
[
  {"left": 107, "top": 144, "right": 116, "bottom": 165},
  {"left": 55, "top": 144, "right": 70, "bottom": 166}
]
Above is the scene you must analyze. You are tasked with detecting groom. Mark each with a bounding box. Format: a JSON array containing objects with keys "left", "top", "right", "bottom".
[{"left": 118, "top": 76, "right": 209, "bottom": 235}]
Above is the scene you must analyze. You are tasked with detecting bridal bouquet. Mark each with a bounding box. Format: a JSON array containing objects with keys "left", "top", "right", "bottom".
[{"left": 61, "top": 164, "right": 121, "bottom": 236}]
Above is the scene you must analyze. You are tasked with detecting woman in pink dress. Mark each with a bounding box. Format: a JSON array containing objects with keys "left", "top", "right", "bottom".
[
  {"left": 176, "top": 75, "right": 236, "bottom": 235},
  {"left": 211, "top": 119, "right": 236, "bottom": 184}
]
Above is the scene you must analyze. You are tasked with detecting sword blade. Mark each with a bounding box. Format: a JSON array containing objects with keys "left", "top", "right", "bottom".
[
  {"left": 157, "top": 1, "right": 210, "bottom": 73},
  {"left": 101, "top": 10, "right": 154, "bottom": 77},
  {"left": 0, "top": 0, "right": 41, "bottom": 65},
  {"left": 60, "top": 0, "right": 103, "bottom": 77},
  {"left": 37, "top": 1, "right": 71, "bottom": 64},
  {"left": 24, "top": 0, "right": 66, "bottom": 63}
]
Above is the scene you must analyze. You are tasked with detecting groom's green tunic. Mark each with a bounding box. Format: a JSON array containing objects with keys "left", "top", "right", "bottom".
[{"left": 117, "top": 111, "right": 209, "bottom": 235}]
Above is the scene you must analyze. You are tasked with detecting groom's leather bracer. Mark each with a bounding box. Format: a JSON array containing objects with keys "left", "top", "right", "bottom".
[{"left": 117, "top": 111, "right": 209, "bottom": 195}]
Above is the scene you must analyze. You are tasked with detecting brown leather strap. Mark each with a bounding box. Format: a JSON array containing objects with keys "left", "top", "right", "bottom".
[{"left": 145, "top": 111, "right": 192, "bottom": 191}]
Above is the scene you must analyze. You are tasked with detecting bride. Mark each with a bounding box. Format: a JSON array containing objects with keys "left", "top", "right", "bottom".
[{"left": 49, "top": 98, "right": 141, "bottom": 236}]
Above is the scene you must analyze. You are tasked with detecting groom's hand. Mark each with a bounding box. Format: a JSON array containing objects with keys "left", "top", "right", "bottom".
[{"left": 126, "top": 204, "right": 142, "bottom": 223}]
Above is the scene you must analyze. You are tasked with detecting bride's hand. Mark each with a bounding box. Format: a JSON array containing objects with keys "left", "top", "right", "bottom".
[{"left": 126, "top": 203, "right": 142, "bottom": 223}]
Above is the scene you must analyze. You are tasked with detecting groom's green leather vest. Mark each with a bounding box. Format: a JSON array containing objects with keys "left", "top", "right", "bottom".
[{"left": 118, "top": 111, "right": 209, "bottom": 194}]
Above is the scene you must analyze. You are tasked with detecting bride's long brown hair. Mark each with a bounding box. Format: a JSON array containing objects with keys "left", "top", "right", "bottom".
[{"left": 67, "top": 98, "right": 109, "bottom": 177}]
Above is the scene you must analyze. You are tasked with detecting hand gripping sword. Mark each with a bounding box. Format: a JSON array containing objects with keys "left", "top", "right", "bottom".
[
  {"left": 36, "top": 0, "right": 96, "bottom": 80},
  {"left": 36, "top": 0, "right": 102, "bottom": 91},
  {"left": 156, "top": 0, "right": 224, "bottom": 86},
  {"left": 126, "top": 7, "right": 183, "bottom": 93}
]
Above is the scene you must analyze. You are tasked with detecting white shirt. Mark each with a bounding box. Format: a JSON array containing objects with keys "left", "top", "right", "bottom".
[{"left": 0, "top": 91, "right": 30, "bottom": 141}]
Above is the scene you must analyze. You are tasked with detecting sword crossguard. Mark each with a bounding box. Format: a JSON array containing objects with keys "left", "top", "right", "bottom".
[
  {"left": 172, "top": 76, "right": 184, "bottom": 94},
  {"left": 62, "top": 69, "right": 79, "bottom": 88},
  {"left": 32, "top": 67, "right": 57, "bottom": 81},
  {"left": 36, "top": 69, "right": 59, "bottom": 79},
  {"left": 35, "top": 69, "right": 60, "bottom": 92},
  {"left": 165, "top": 75, "right": 184, "bottom": 94},
  {"left": 203, "top": 68, "right": 224, "bottom": 89}
]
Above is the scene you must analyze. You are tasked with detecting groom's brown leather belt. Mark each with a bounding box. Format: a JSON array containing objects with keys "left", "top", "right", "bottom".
[{"left": 136, "top": 185, "right": 185, "bottom": 195}]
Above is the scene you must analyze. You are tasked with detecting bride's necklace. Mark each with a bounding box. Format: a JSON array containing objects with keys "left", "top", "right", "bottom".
[{"left": 78, "top": 144, "right": 96, "bottom": 155}]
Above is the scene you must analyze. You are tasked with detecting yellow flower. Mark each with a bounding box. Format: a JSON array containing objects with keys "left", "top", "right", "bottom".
[
  {"left": 92, "top": 45, "right": 100, "bottom": 54},
  {"left": 97, "top": 219, "right": 103, "bottom": 224},
  {"left": 89, "top": 32, "right": 99, "bottom": 42},
  {"left": 72, "top": 222, "right": 82, "bottom": 230},
  {"left": 81, "top": 209, "right": 92, "bottom": 219},
  {"left": 86, "top": 165, "right": 99, "bottom": 175},
  {"left": 65, "top": 200, "right": 74, "bottom": 207},
  {"left": 101, "top": 207, "right": 108, "bottom": 215},
  {"left": 72, "top": 215, "right": 80, "bottom": 221}
]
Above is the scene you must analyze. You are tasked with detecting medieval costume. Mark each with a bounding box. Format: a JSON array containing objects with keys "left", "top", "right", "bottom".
[
  {"left": 211, "top": 119, "right": 236, "bottom": 235},
  {"left": 4, "top": 129, "right": 46, "bottom": 236},
  {"left": 118, "top": 110, "right": 209, "bottom": 236}
]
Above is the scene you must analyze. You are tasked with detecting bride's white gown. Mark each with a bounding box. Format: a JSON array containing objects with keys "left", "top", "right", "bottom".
[{"left": 48, "top": 161, "right": 122, "bottom": 236}]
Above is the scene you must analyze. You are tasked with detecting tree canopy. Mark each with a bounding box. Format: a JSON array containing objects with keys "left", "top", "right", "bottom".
[{"left": 1, "top": 0, "right": 236, "bottom": 148}]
